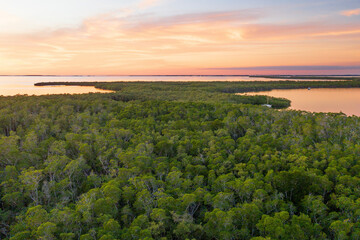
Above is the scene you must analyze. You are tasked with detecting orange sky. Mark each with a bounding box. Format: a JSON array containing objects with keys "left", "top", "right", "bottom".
[{"left": 0, "top": 1, "right": 359, "bottom": 75}]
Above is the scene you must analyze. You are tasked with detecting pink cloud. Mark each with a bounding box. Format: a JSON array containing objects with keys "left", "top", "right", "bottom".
[
  {"left": 341, "top": 8, "right": 360, "bottom": 17},
  {"left": 0, "top": 9, "right": 360, "bottom": 75}
]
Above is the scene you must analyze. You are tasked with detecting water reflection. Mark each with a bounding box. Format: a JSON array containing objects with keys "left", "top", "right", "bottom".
[
  {"left": 240, "top": 88, "right": 360, "bottom": 116},
  {"left": 0, "top": 84, "right": 113, "bottom": 96}
]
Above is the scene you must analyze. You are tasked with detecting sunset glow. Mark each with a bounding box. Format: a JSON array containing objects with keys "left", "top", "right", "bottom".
[{"left": 0, "top": 0, "right": 359, "bottom": 75}]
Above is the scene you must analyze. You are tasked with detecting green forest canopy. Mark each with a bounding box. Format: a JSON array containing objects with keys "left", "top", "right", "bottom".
[{"left": 1, "top": 79, "right": 360, "bottom": 239}]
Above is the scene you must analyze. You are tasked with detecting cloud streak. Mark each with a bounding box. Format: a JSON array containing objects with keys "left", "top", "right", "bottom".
[
  {"left": 145, "top": 9, "right": 263, "bottom": 26},
  {"left": 341, "top": 8, "right": 360, "bottom": 17},
  {"left": 0, "top": 8, "right": 359, "bottom": 75}
]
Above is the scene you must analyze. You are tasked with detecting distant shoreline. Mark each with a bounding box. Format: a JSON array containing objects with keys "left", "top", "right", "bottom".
[
  {"left": 2, "top": 75, "right": 251, "bottom": 77},
  {"left": 1, "top": 74, "right": 360, "bottom": 77}
]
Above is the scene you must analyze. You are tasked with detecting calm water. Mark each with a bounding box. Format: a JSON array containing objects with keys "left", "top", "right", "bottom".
[
  {"left": 2, "top": 76, "right": 360, "bottom": 116},
  {"left": 241, "top": 88, "right": 360, "bottom": 116},
  {"left": 0, "top": 75, "right": 346, "bottom": 96},
  {"left": 0, "top": 84, "right": 114, "bottom": 96}
]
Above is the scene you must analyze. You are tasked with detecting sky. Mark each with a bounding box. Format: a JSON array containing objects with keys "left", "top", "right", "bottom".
[{"left": 0, "top": 0, "right": 359, "bottom": 75}]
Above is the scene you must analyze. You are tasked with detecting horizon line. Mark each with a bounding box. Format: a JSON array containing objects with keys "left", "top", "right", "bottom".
[{"left": 1, "top": 74, "right": 360, "bottom": 77}]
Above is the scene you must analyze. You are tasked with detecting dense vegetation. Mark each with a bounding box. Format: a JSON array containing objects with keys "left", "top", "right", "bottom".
[
  {"left": 1, "top": 81, "right": 360, "bottom": 239},
  {"left": 92, "top": 79, "right": 360, "bottom": 95},
  {"left": 249, "top": 76, "right": 360, "bottom": 81},
  {"left": 36, "top": 81, "right": 295, "bottom": 109}
]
